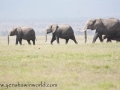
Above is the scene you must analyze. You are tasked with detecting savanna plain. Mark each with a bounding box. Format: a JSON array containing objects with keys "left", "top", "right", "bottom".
[{"left": 0, "top": 36, "right": 120, "bottom": 90}]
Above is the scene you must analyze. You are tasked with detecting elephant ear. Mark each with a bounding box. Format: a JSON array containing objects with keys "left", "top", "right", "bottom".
[
  {"left": 52, "top": 24, "right": 58, "bottom": 33},
  {"left": 13, "top": 28, "right": 18, "bottom": 35},
  {"left": 15, "top": 28, "right": 17, "bottom": 31},
  {"left": 15, "top": 27, "right": 22, "bottom": 35},
  {"left": 93, "top": 18, "right": 103, "bottom": 29}
]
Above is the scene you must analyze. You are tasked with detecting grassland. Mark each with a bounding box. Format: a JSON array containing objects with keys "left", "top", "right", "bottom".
[{"left": 0, "top": 36, "right": 120, "bottom": 90}]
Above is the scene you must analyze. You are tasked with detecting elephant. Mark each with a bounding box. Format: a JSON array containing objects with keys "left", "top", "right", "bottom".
[
  {"left": 83, "top": 18, "right": 120, "bottom": 43},
  {"left": 102, "top": 32, "right": 120, "bottom": 42},
  {"left": 8, "top": 27, "right": 36, "bottom": 45},
  {"left": 45, "top": 24, "right": 78, "bottom": 44},
  {"left": 102, "top": 35, "right": 116, "bottom": 42}
]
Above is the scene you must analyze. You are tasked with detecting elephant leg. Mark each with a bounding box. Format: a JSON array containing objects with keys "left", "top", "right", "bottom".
[
  {"left": 51, "top": 36, "right": 56, "bottom": 44},
  {"left": 107, "top": 37, "right": 112, "bottom": 42},
  {"left": 16, "top": 37, "right": 19, "bottom": 45},
  {"left": 27, "top": 40, "right": 31, "bottom": 45},
  {"left": 115, "top": 34, "right": 120, "bottom": 42},
  {"left": 99, "top": 34, "right": 103, "bottom": 42},
  {"left": 19, "top": 38, "right": 22, "bottom": 45},
  {"left": 16, "top": 35, "right": 21, "bottom": 45},
  {"left": 71, "top": 35, "right": 78, "bottom": 44},
  {"left": 32, "top": 39, "right": 35, "bottom": 45},
  {"left": 56, "top": 36, "right": 60, "bottom": 44},
  {"left": 116, "top": 37, "right": 120, "bottom": 42},
  {"left": 117, "top": 38, "right": 120, "bottom": 42},
  {"left": 92, "top": 32, "right": 99, "bottom": 43},
  {"left": 65, "top": 39, "right": 69, "bottom": 44}
]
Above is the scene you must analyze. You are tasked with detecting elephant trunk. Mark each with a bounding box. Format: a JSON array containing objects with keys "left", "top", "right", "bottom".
[
  {"left": 45, "top": 31, "right": 47, "bottom": 42},
  {"left": 84, "top": 27, "right": 87, "bottom": 43},
  {"left": 8, "top": 34, "right": 9, "bottom": 45}
]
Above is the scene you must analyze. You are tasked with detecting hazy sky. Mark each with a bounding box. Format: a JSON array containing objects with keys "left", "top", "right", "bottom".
[{"left": 0, "top": 0, "right": 120, "bottom": 20}]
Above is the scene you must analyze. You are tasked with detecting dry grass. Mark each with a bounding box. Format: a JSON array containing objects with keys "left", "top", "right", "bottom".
[{"left": 0, "top": 35, "right": 120, "bottom": 90}]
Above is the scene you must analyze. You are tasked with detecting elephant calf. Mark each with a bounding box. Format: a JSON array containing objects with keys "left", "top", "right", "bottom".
[
  {"left": 102, "top": 34, "right": 120, "bottom": 42},
  {"left": 45, "top": 24, "right": 78, "bottom": 44},
  {"left": 8, "top": 27, "right": 36, "bottom": 45}
]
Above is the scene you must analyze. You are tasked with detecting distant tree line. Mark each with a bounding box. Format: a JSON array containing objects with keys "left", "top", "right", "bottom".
[{"left": 0, "top": 19, "right": 95, "bottom": 36}]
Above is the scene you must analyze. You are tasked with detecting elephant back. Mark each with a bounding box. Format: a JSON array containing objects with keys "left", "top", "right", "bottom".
[
  {"left": 102, "top": 18, "right": 120, "bottom": 31},
  {"left": 21, "top": 27, "right": 35, "bottom": 33},
  {"left": 58, "top": 25, "right": 74, "bottom": 34},
  {"left": 21, "top": 27, "right": 36, "bottom": 39}
]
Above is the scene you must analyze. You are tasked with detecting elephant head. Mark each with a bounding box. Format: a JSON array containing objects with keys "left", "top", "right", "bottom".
[
  {"left": 84, "top": 19, "right": 102, "bottom": 43},
  {"left": 8, "top": 28, "right": 18, "bottom": 45},
  {"left": 45, "top": 24, "right": 58, "bottom": 42}
]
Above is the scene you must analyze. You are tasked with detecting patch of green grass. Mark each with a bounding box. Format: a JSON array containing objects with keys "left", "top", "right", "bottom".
[
  {"left": 92, "top": 65, "right": 110, "bottom": 69},
  {"left": 81, "top": 82, "right": 116, "bottom": 90},
  {"left": 97, "top": 82, "right": 116, "bottom": 89}
]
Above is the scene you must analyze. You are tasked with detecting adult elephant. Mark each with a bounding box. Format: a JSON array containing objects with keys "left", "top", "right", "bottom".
[
  {"left": 45, "top": 24, "right": 78, "bottom": 44},
  {"left": 8, "top": 27, "right": 36, "bottom": 45},
  {"left": 84, "top": 18, "right": 120, "bottom": 43}
]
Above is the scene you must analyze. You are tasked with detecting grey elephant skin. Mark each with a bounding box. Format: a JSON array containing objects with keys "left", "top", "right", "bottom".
[
  {"left": 45, "top": 24, "right": 78, "bottom": 44},
  {"left": 102, "top": 33, "right": 120, "bottom": 42},
  {"left": 8, "top": 27, "right": 36, "bottom": 45},
  {"left": 84, "top": 18, "right": 120, "bottom": 43}
]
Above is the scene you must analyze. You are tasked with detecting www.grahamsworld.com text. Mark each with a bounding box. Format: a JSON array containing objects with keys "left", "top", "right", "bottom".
[{"left": 0, "top": 82, "right": 57, "bottom": 89}]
